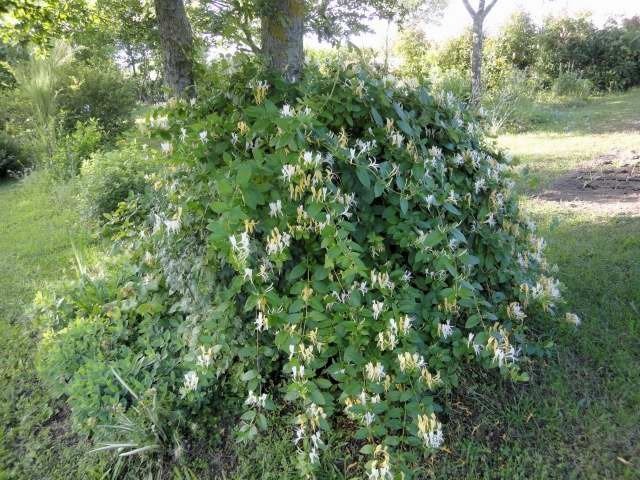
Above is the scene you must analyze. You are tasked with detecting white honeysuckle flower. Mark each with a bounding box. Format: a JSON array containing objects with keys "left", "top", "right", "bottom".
[
  {"left": 255, "top": 312, "right": 268, "bottom": 332},
  {"left": 164, "top": 218, "right": 181, "bottom": 234},
  {"left": 309, "top": 448, "right": 320, "bottom": 464},
  {"left": 244, "top": 390, "right": 267, "bottom": 409},
  {"left": 196, "top": 346, "right": 214, "bottom": 368},
  {"left": 281, "top": 104, "right": 294, "bottom": 117},
  {"left": 372, "top": 300, "right": 384, "bottom": 320},
  {"left": 400, "top": 315, "right": 413, "bottom": 334},
  {"left": 199, "top": 130, "right": 208, "bottom": 143},
  {"left": 508, "top": 302, "right": 527, "bottom": 321},
  {"left": 439, "top": 320, "right": 454, "bottom": 339},
  {"left": 293, "top": 426, "right": 305, "bottom": 445},
  {"left": 402, "top": 270, "right": 412, "bottom": 283},
  {"left": 160, "top": 141, "right": 173, "bottom": 155},
  {"left": 281, "top": 164, "right": 296, "bottom": 182},
  {"left": 183, "top": 371, "right": 198, "bottom": 391},
  {"left": 179, "top": 127, "right": 187, "bottom": 142},
  {"left": 485, "top": 212, "right": 496, "bottom": 227},
  {"left": 291, "top": 365, "right": 305, "bottom": 380},
  {"left": 363, "top": 411, "right": 375, "bottom": 426},
  {"left": 269, "top": 199, "right": 283, "bottom": 217},
  {"left": 417, "top": 414, "right": 444, "bottom": 449},
  {"left": 565, "top": 312, "right": 581, "bottom": 326},
  {"left": 243, "top": 268, "right": 253, "bottom": 282},
  {"left": 365, "top": 361, "right": 385, "bottom": 383}
]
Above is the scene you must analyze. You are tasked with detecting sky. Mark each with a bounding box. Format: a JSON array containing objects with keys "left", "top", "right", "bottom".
[{"left": 340, "top": 0, "right": 640, "bottom": 50}]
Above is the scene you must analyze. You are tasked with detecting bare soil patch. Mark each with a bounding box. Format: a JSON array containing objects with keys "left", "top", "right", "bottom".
[{"left": 537, "top": 150, "right": 640, "bottom": 215}]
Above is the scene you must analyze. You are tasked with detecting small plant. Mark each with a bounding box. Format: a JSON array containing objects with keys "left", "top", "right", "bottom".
[
  {"left": 13, "top": 40, "right": 75, "bottom": 161},
  {"left": 551, "top": 71, "right": 593, "bottom": 100},
  {"left": 90, "top": 368, "right": 182, "bottom": 479},
  {"left": 482, "top": 69, "right": 538, "bottom": 134}
]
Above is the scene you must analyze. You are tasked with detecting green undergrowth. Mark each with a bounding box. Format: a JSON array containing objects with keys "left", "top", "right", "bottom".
[{"left": 0, "top": 173, "right": 103, "bottom": 479}]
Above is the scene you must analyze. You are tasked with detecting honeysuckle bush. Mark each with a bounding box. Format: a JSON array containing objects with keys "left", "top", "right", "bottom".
[{"left": 35, "top": 57, "right": 573, "bottom": 479}]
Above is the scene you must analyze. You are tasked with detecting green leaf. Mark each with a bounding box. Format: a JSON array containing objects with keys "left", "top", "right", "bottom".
[
  {"left": 360, "top": 444, "right": 375, "bottom": 455},
  {"left": 241, "top": 370, "right": 258, "bottom": 382},
  {"left": 465, "top": 314, "right": 481, "bottom": 328},
  {"left": 237, "top": 163, "right": 253, "bottom": 187},
  {"left": 400, "top": 198, "right": 409, "bottom": 215},
  {"left": 288, "top": 263, "right": 307, "bottom": 282},
  {"left": 371, "top": 107, "right": 383, "bottom": 127},
  {"left": 356, "top": 166, "right": 371, "bottom": 188},
  {"left": 217, "top": 179, "right": 233, "bottom": 196}
]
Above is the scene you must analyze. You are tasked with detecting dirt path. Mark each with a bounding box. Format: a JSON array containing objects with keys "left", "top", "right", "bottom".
[{"left": 536, "top": 149, "right": 640, "bottom": 215}]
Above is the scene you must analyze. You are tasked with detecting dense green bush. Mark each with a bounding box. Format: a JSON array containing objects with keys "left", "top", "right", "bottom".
[
  {"left": 494, "top": 12, "right": 539, "bottom": 72},
  {"left": 536, "top": 15, "right": 640, "bottom": 91},
  {"left": 77, "top": 142, "right": 155, "bottom": 222},
  {"left": 49, "top": 119, "right": 103, "bottom": 178},
  {"left": 0, "top": 131, "right": 30, "bottom": 177},
  {"left": 36, "top": 58, "right": 568, "bottom": 478},
  {"left": 58, "top": 63, "right": 137, "bottom": 139}
]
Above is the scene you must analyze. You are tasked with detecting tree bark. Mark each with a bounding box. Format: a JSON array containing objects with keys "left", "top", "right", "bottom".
[
  {"left": 153, "top": 0, "right": 195, "bottom": 98},
  {"left": 471, "top": 16, "right": 483, "bottom": 103},
  {"left": 260, "top": 0, "right": 305, "bottom": 82},
  {"left": 462, "top": 0, "right": 498, "bottom": 104}
]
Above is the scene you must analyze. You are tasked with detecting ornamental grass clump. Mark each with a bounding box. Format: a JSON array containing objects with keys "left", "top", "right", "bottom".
[{"left": 36, "top": 58, "right": 569, "bottom": 478}]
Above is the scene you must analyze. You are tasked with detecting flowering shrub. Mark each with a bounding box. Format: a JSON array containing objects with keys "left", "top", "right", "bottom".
[{"left": 36, "top": 58, "right": 568, "bottom": 478}]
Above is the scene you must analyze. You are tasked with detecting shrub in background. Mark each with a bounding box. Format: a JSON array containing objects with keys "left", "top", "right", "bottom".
[
  {"left": 77, "top": 142, "right": 155, "bottom": 222},
  {"left": 49, "top": 119, "right": 103, "bottom": 178},
  {"left": 0, "top": 131, "right": 31, "bottom": 177},
  {"left": 58, "top": 63, "right": 137, "bottom": 140},
  {"left": 37, "top": 58, "right": 568, "bottom": 479}
]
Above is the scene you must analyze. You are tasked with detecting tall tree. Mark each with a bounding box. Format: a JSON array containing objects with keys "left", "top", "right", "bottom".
[
  {"left": 198, "top": 0, "right": 446, "bottom": 81},
  {"left": 260, "top": 1, "right": 305, "bottom": 82},
  {"left": 153, "top": 0, "right": 195, "bottom": 97},
  {"left": 461, "top": 0, "right": 498, "bottom": 103}
]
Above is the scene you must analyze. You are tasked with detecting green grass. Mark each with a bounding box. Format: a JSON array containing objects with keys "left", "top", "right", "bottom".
[
  {"left": 500, "top": 87, "right": 640, "bottom": 193},
  {"left": 430, "top": 211, "right": 640, "bottom": 479},
  {"left": 0, "top": 174, "right": 98, "bottom": 479},
  {"left": 1, "top": 89, "right": 639, "bottom": 479}
]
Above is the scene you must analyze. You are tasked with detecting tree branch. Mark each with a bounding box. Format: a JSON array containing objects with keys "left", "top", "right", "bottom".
[
  {"left": 484, "top": 0, "right": 499, "bottom": 17},
  {"left": 461, "top": 0, "right": 476, "bottom": 17},
  {"left": 239, "top": 19, "right": 261, "bottom": 54}
]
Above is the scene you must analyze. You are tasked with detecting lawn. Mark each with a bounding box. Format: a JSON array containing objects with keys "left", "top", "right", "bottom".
[
  {"left": 0, "top": 91, "right": 638, "bottom": 479},
  {"left": 0, "top": 175, "right": 97, "bottom": 479}
]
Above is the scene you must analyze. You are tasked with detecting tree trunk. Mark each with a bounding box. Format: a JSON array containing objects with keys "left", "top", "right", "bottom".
[
  {"left": 470, "top": 17, "right": 483, "bottom": 104},
  {"left": 153, "top": 0, "right": 195, "bottom": 98},
  {"left": 260, "top": 0, "right": 305, "bottom": 82}
]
